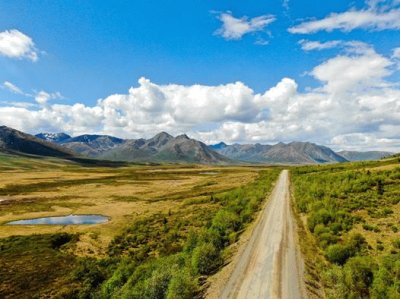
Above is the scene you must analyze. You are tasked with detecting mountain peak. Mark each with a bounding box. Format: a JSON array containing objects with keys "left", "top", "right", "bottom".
[
  {"left": 154, "top": 132, "right": 173, "bottom": 138},
  {"left": 0, "top": 126, "right": 73, "bottom": 158},
  {"left": 176, "top": 134, "right": 190, "bottom": 140},
  {"left": 146, "top": 132, "right": 174, "bottom": 149},
  {"left": 36, "top": 132, "right": 71, "bottom": 143},
  {"left": 209, "top": 142, "right": 228, "bottom": 150}
]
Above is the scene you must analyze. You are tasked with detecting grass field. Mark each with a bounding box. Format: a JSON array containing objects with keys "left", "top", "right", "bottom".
[
  {"left": 0, "top": 153, "right": 280, "bottom": 298},
  {"left": 291, "top": 157, "right": 400, "bottom": 299}
]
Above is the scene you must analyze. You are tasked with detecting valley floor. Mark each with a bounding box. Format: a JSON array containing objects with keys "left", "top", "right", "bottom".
[{"left": 0, "top": 153, "right": 280, "bottom": 298}]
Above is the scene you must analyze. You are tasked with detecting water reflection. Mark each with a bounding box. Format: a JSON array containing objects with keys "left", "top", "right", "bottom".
[{"left": 6, "top": 214, "right": 109, "bottom": 225}]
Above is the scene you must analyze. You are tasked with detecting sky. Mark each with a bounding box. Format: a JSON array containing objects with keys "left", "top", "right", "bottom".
[{"left": 0, "top": 0, "right": 399, "bottom": 151}]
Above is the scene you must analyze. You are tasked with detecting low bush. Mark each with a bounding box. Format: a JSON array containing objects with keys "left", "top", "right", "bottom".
[
  {"left": 191, "top": 242, "right": 221, "bottom": 275},
  {"left": 67, "top": 168, "right": 281, "bottom": 298}
]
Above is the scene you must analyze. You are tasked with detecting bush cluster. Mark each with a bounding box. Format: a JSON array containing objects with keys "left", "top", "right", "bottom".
[
  {"left": 65, "top": 169, "right": 281, "bottom": 298},
  {"left": 292, "top": 164, "right": 400, "bottom": 298}
]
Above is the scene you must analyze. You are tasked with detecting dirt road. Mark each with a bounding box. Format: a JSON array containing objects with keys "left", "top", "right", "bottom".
[{"left": 219, "top": 170, "right": 306, "bottom": 299}]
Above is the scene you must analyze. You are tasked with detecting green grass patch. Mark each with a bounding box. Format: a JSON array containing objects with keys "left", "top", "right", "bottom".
[
  {"left": 291, "top": 160, "right": 400, "bottom": 298},
  {"left": 0, "top": 233, "right": 78, "bottom": 298}
]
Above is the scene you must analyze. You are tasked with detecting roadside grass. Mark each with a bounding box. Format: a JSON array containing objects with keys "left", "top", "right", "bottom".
[{"left": 291, "top": 158, "right": 400, "bottom": 298}]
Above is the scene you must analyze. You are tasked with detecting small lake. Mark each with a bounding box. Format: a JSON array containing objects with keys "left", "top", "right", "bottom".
[{"left": 6, "top": 214, "right": 109, "bottom": 225}]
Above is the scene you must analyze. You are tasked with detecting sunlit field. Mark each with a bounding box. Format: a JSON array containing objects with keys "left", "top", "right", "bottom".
[
  {"left": 0, "top": 153, "right": 280, "bottom": 298},
  {"left": 291, "top": 157, "right": 400, "bottom": 298}
]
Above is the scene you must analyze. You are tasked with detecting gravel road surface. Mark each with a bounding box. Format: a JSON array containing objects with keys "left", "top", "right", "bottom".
[{"left": 219, "top": 170, "right": 306, "bottom": 299}]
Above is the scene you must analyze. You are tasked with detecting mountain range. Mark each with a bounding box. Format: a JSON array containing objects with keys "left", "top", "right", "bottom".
[
  {"left": 209, "top": 142, "right": 347, "bottom": 164},
  {"left": 0, "top": 126, "right": 394, "bottom": 164},
  {"left": 35, "top": 128, "right": 230, "bottom": 164}
]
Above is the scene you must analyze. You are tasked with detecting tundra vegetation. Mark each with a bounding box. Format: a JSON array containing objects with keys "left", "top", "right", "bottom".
[
  {"left": 291, "top": 158, "right": 400, "bottom": 299},
  {"left": 0, "top": 153, "right": 280, "bottom": 298}
]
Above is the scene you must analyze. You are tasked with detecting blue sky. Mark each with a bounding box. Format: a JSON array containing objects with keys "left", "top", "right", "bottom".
[{"left": 0, "top": 0, "right": 400, "bottom": 151}]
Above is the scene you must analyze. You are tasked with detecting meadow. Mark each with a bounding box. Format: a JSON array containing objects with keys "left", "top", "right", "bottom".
[
  {"left": 291, "top": 157, "right": 400, "bottom": 299},
  {"left": 0, "top": 153, "right": 280, "bottom": 298}
]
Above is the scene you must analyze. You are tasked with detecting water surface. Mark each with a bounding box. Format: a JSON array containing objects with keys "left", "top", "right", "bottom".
[{"left": 6, "top": 214, "right": 109, "bottom": 225}]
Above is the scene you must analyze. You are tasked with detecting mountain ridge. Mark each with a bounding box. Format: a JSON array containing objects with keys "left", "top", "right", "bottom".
[
  {"left": 210, "top": 141, "right": 347, "bottom": 164},
  {"left": 0, "top": 126, "right": 74, "bottom": 158},
  {"left": 3, "top": 125, "right": 394, "bottom": 164},
  {"left": 36, "top": 129, "right": 230, "bottom": 164},
  {"left": 337, "top": 150, "right": 393, "bottom": 161}
]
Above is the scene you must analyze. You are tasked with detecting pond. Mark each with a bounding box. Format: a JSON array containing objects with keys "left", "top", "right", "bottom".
[{"left": 6, "top": 214, "right": 109, "bottom": 225}]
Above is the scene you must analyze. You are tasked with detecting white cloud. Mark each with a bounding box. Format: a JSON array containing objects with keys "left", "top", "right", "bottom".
[
  {"left": 289, "top": 5, "right": 400, "bottom": 34},
  {"left": 0, "top": 30, "right": 39, "bottom": 61},
  {"left": 35, "top": 91, "right": 63, "bottom": 105},
  {"left": 255, "top": 38, "right": 269, "bottom": 46},
  {"left": 298, "top": 39, "right": 375, "bottom": 54},
  {"left": 393, "top": 47, "right": 400, "bottom": 58},
  {"left": 299, "top": 40, "right": 341, "bottom": 51},
  {"left": 215, "top": 12, "right": 276, "bottom": 40},
  {"left": 330, "top": 133, "right": 400, "bottom": 151},
  {"left": 1, "top": 46, "right": 399, "bottom": 151},
  {"left": 2, "top": 81, "right": 24, "bottom": 95},
  {"left": 311, "top": 46, "right": 392, "bottom": 93}
]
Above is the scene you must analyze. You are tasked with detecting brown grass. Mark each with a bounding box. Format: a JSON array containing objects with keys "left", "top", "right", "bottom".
[{"left": 0, "top": 159, "right": 260, "bottom": 257}]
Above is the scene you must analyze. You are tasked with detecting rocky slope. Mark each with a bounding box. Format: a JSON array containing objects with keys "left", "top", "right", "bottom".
[{"left": 0, "top": 126, "right": 74, "bottom": 158}]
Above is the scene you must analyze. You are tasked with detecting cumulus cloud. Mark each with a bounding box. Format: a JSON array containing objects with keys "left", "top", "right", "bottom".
[
  {"left": 311, "top": 46, "right": 392, "bottom": 93},
  {"left": 0, "top": 45, "right": 399, "bottom": 151},
  {"left": 0, "top": 29, "right": 39, "bottom": 61},
  {"left": 289, "top": 2, "right": 400, "bottom": 34},
  {"left": 215, "top": 12, "right": 276, "bottom": 40}
]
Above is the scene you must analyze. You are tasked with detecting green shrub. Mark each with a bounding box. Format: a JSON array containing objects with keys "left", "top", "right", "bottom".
[
  {"left": 100, "top": 260, "right": 136, "bottom": 297},
  {"left": 166, "top": 269, "right": 197, "bottom": 299},
  {"left": 191, "top": 243, "right": 221, "bottom": 275},
  {"left": 377, "top": 244, "right": 384, "bottom": 251},
  {"left": 141, "top": 268, "right": 172, "bottom": 299},
  {"left": 347, "top": 233, "right": 367, "bottom": 253},
  {"left": 343, "top": 256, "right": 375, "bottom": 298},
  {"left": 325, "top": 244, "right": 352, "bottom": 265},
  {"left": 50, "top": 233, "right": 73, "bottom": 249},
  {"left": 307, "top": 208, "right": 332, "bottom": 232},
  {"left": 392, "top": 238, "right": 400, "bottom": 249},
  {"left": 363, "top": 223, "right": 374, "bottom": 231}
]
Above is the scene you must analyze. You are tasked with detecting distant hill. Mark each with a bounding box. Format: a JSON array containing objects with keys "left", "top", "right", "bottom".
[
  {"left": 59, "top": 135, "right": 125, "bottom": 157},
  {"left": 35, "top": 132, "right": 71, "bottom": 143},
  {"left": 100, "top": 133, "right": 231, "bottom": 164},
  {"left": 35, "top": 130, "right": 230, "bottom": 164},
  {"left": 0, "top": 126, "right": 74, "bottom": 158},
  {"left": 212, "top": 143, "right": 272, "bottom": 162},
  {"left": 264, "top": 142, "right": 347, "bottom": 164},
  {"left": 336, "top": 150, "right": 393, "bottom": 161},
  {"left": 211, "top": 141, "right": 347, "bottom": 164}
]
